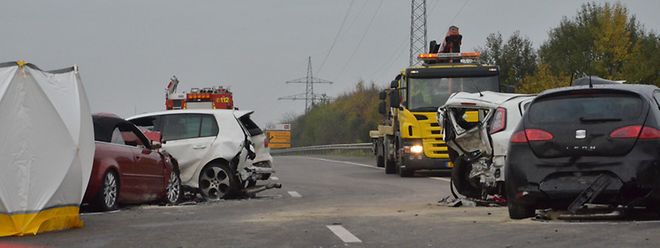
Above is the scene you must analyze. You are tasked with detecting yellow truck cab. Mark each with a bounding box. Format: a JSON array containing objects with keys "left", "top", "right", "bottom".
[{"left": 373, "top": 52, "right": 500, "bottom": 177}]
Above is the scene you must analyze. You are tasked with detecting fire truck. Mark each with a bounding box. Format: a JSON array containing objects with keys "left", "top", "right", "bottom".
[{"left": 165, "top": 76, "right": 234, "bottom": 110}]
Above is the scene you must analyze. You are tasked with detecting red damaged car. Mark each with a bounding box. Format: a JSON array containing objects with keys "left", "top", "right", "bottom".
[{"left": 83, "top": 114, "right": 181, "bottom": 211}]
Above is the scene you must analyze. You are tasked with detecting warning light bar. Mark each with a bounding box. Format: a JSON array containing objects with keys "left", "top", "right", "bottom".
[
  {"left": 188, "top": 93, "right": 212, "bottom": 99},
  {"left": 418, "top": 52, "right": 481, "bottom": 61}
]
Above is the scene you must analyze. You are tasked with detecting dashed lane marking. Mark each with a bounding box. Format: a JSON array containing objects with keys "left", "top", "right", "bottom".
[
  {"left": 327, "top": 225, "right": 362, "bottom": 243},
  {"left": 80, "top": 210, "right": 120, "bottom": 216},
  {"left": 271, "top": 176, "right": 279, "bottom": 180},
  {"left": 288, "top": 191, "right": 302, "bottom": 198}
]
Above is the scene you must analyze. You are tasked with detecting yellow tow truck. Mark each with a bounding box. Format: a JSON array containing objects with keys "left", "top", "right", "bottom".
[{"left": 371, "top": 51, "right": 500, "bottom": 177}]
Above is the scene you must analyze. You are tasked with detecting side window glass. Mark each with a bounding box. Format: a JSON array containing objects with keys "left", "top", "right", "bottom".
[
  {"left": 118, "top": 124, "right": 145, "bottom": 147},
  {"left": 130, "top": 116, "right": 161, "bottom": 131},
  {"left": 200, "top": 115, "right": 219, "bottom": 137},
  {"left": 110, "top": 127, "right": 126, "bottom": 145},
  {"left": 654, "top": 91, "right": 660, "bottom": 109},
  {"left": 163, "top": 114, "right": 202, "bottom": 141}
]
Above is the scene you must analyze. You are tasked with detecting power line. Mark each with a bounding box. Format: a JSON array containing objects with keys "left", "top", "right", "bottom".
[
  {"left": 317, "top": 0, "right": 356, "bottom": 75},
  {"left": 338, "top": 0, "right": 385, "bottom": 75},
  {"left": 279, "top": 57, "right": 333, "bottom": 112},
  {"left": 449, "top": 0, "right": 470, "bottom": 26}
]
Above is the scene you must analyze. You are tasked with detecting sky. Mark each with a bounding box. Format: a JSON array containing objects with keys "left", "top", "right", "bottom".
[{"left": 2, "top": 0, "right": 659, "bottom": 126}]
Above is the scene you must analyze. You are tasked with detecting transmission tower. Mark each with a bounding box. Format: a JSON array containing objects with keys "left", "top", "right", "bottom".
[
  {"left": 409, "top": 0, "right": 427, "bottom": 66},
  {"left": 279, "top": 56, "right": 333, "bottom": 112}
]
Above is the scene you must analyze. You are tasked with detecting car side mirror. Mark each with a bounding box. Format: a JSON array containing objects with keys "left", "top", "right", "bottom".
[
  {"left": 378, "top": 102, "right": 386, "bottom": 115},
  {"left": 151, "top": 141, "right": 162, "bottom": 149}
]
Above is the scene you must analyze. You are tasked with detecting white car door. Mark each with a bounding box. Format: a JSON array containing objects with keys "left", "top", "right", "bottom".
[{"left": 161, "top": 114, "right": 217, "bottom": 184}]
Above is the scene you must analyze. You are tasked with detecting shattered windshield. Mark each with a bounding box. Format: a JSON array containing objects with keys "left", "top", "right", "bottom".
[{"left": 406, "top": 76, "right": 499, "bottom": 111}]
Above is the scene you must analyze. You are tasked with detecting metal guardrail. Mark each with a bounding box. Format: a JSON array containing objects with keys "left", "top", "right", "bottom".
[{"left": 270, "top": 143, "right": 373, "bottom": 155}]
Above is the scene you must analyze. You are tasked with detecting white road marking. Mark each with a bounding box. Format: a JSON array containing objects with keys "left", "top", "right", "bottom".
[
  {"left": 288, "top": 191, "right": 302, "bottom": 198},
  {"left": 327, "top": 225, "right": 362, "bottom": 243},
  {"left": 270, "top": 176, "right": 279, "bottom": 180},
  {"left": 429, "top": 177, "right": 451, "bottom": 182},
  {"left": 306, "top": 157, "right": 384, "bottom": 170},
  {"left": 80, "top": 210, "right": 120, "bottom": 216}
]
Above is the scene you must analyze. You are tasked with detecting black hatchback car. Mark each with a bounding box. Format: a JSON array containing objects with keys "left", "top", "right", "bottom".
[{"left": 506, "top": 84, "right": 660, "bottom": 219}]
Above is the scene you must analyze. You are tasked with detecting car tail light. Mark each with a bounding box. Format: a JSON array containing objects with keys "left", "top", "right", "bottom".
[
  {"left": 526, "top": 129, "right": 554, "bottom": 141},
  {"left": 489, "top": 107, "right": 506, "bottom": 134},
  {"left": 611, "top": 125, "right": 660, "bottom": 139},
  {"left": 510, "top": 129, "right": 554, "bottom": 143},
  {"left": 510, "top": 131, "right": 528, "bottom": 143},
  {"left": 639, "top": 126, "right": 660, "bottom": 139},
  {"left": 610, "top": 125, "right": 641, "bottom": 139}
]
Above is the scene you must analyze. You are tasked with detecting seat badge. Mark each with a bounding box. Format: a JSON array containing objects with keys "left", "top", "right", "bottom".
[{"left": 576, "top": 130, "right": 586, "bottom": 139}]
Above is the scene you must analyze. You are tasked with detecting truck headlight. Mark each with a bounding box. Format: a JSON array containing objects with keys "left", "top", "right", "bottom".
[{"left": 410, "top": 144, "right": 423, "bottom": 154}]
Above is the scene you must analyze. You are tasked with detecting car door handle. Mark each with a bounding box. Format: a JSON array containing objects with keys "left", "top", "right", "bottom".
[{"left": 192, "top": 145, "right": 207, "bottom": 150}]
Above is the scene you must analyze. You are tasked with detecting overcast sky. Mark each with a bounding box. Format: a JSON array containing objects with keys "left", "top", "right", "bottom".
[{"left": 2, "top": 0, "right": 658, "bottom": 125}]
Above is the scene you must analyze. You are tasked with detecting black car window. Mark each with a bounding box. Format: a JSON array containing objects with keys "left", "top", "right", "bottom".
[
  {"left": 239, "top": 115, "right": 263, "bottom": 136},
  {"left": 130, "top": 116, "right": 161, "bottom": 131},
  {"left": 528, "top": 93, "right": 643, "bottom": 124},
  {"left": 200, "top": 115, "right": 219, "bottom": 137},
  {"left": 162, "top": 114, "right": 202, "bottom": 141}
]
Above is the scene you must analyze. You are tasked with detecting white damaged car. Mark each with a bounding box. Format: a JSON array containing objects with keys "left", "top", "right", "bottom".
[
  {"left": 438, "top": 91, "right": 535, "bottom": 199},
  {"left": 128, "top": 109, "right": 277, "bottom": 200}
]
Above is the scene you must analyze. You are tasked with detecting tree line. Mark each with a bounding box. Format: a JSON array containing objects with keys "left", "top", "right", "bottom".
[
  {"left": 479, "top": 2, "right": 659, "bottom": 93},
  {"left": 284, "top": 81, "right": 381, "bottom": 146}
]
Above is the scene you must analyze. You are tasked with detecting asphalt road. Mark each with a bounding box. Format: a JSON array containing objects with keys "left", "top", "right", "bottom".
[{"left": 4, "top": 155, "right": 660, "bottom": 248}]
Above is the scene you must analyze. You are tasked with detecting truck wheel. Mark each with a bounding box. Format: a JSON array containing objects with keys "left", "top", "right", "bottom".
[
  {"left": 451, "top": 157, "right": 481, "bottom": 198},
  {"left": 384, "top": 137, "right": 396, "bottom": 174},
  {"left": 377, "top": 155, "right": 384, "bottom": 167},
  {"left": 385, "top": 157, "right": 396, "bottom": 174},
  {"left": 199, "top": 162, "right": 240, "bottom": 200},
  {"left": 397, "top": 156, "right": 414, "bottom": 177}
]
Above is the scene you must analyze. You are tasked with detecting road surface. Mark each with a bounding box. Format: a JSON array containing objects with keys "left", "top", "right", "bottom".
[{"left": 4, "top": 155, "right": 660, "bottom": 247}]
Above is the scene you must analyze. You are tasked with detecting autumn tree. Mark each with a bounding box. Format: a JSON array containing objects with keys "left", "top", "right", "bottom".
[
  {"left": 478, "top": 31, "right": 537, "bottom": 91},
  {"left": 539, "top": 2, "right": 659, "bottom": 85}
]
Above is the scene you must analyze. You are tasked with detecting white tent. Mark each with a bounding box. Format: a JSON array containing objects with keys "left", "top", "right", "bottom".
[{"left": 0, "top": 61, "right": 94, "bottom": 236}]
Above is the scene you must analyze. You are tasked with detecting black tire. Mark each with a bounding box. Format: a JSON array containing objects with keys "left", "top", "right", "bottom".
[
  {"left": 451, "top": 157, "right": 481, "bottom": 198},
  {"left": 398, "top": 168, "right": 414, "bottom": 177},
  {"left": 376, "top": 155, "right": 384, "bottom": 168},
  {"left": 507, "top": 201, "right": 535, "bottom": 219},
  {"left": 97, "top": 171, "right": 119, "bottom": 211},
  {"left": 163, "top": 170, "right": 181, "bottom": 205},
  {"left": 384, "top": 137, "right": 396, "bottom": 174},
  {"left": 198, "top": 162, "right": 240, "bottom": 200}
]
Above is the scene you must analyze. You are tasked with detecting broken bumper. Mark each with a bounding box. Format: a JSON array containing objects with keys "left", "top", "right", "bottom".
[{"left": 507, "top": 142, "right": 660, "bottom": 208}]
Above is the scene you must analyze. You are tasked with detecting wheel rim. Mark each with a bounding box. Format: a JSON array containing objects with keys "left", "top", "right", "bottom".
[
  {"left": 199, "top": 166, "right": 230, "bottom": 200},
  {"left": 166, "top": 172, "right": 180, "bottom": 203},
  {"left": 104, "top": 173, "right": 117, "bottom": 208}
]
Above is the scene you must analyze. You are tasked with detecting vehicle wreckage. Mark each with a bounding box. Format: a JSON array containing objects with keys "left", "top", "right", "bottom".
[{"left": 438, "top": 91, "right": 535, "bottom": 200}]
